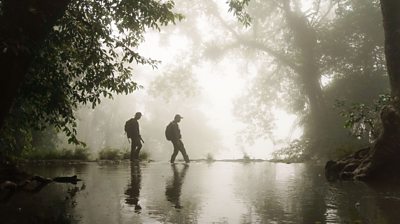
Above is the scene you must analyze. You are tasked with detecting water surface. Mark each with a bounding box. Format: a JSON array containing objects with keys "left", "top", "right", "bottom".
[{"left": 2, "top": 161, "right": 400, "bottom": 223}]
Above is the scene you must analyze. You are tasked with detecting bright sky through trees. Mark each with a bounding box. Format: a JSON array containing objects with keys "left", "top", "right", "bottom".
[{"left": 134, "top": 30, "right": 301, "bottom": 159}]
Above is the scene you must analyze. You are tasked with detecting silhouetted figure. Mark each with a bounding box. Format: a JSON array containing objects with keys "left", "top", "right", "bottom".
[
  {"left": 125, "top": 112, "right": 144, "bottom": 161},
  {"left": 165, "top": 164, "right": 189, "bottom": 209},
  {"left": 125, "top": 162, "right": 142, "bottom": 212},
  {"left": 166, "top": 114, "right": 190, "bottom": 163}
]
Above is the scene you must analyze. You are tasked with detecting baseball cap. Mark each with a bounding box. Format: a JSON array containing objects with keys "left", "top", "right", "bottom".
[{"left": 174, "top": 114, "right": 183, "bottom": 119}]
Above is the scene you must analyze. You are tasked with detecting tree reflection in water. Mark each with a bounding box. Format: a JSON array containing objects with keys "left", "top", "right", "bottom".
[
  {"left": 125, "top": 161, "right": 142, "bottom": 212},
  {"left": 7, "top": 162, "right": 400, "bottom": 223},
  {"left": 165, "top": 164, "right": 189, "bottom": 209}
]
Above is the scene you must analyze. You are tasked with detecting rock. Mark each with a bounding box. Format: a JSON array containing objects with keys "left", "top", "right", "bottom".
[{"left": 0, "top": 181, "right": 17, "bottom": 191}]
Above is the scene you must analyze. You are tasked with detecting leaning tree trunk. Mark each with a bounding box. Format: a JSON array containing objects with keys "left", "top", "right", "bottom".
[
  {"left": 325, "top": 0, "right": 400, "bottom": 181},
  {"left": 0, "top": 0, "right": 71, "bottom": 131},
  {"left": 283, "top": 0, "right": 330, "bottom": 157}
]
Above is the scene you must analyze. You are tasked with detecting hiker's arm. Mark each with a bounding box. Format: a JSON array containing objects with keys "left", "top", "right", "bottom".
[{"left": 140, "top": 135, "right": 144, "bottom": 143}]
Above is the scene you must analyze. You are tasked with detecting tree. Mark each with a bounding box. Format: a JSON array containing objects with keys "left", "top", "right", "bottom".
[
  {"left": 321, "top": 0, "right": 388, "bottom": 145},
  {"left": 0, "top": 0, "right": 182, "bottom": 157},
  {"left": 325, "top": 0, "right": 400, "bottom": 181},
  {"left": 353, "top": 0, "right": 400, "bottom": 178},
  {"left": 147, "top": 0, "right": 334, "bottom": 155},
  {"left": 146, "top": 0, "right": 388, "bottom": 159},
  {"left": 0, "top": 0, "right": 71, "bottom": 130},
  {"left": 230, "top": 0, "right": 389, "bottom": 158}
]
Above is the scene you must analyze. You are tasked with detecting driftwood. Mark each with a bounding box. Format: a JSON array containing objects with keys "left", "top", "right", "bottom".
[
  {"left": 53, "top": 175, "right": 81, "bottom": 184},
  {"left": 0, "top": 173, "right": 81, "bottom": 202}
]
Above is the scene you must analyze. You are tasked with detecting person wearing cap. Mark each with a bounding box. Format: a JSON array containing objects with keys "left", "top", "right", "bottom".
[
  {"left": 168, "top": 114, "right": 190, "bottom": 163},
  {"left": 125, "top": 112, "right": 144, "bottom": 161}
]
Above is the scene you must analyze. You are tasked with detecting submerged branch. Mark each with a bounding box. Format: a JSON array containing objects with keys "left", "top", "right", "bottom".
[{"left": 0, "top": 171, "right": 81, "bottom": 202}]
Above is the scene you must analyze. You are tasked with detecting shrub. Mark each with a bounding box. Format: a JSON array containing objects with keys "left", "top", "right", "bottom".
[
  {"left": 271, "top": 139, "right": 309, "bottom": 162},
  {"left": 121, "top": 149, "right": 150, "bottom": 161},
  {"left": 121, "top": 149, "right": 130, "bottom": 160},
  {"left": 62, "top": 148, "right": 74, "bottom": 160},
  {"left": 242, "top": 153, "right": 251, "bottom": 162},
  {"left": 71, "top": 147, "right": 90, "bottom": 160},
  {"left": 22, "top": 149, "right": 60, "bottom": 160},
  {"left": 206, "top": 153, "right": 214, "bottom": 162},
  {"left": 98, "top": 148, "right": 122, "bottom": 160},
  {"left": 139, "top": 151, "right": 150, "bottom": 161},
  {"left": 335, "top": 94, "right": 391, "bottom": 142},
  {"left": 21, "top": 147, "right": 90, "bottom": 160}
]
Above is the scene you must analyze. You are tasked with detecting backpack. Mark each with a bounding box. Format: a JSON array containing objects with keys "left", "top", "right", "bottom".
[
  {"left": 125, "top": 119, "right": 135, "bottom": 138},
  {"left": 165, "top": 123, "right": 173, "bottom": 141}
]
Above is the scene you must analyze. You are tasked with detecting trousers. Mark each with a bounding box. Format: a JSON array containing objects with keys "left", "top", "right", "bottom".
[
  {"left": 170, "top": 139, "right": 190, "bottom": 163},
  {"left": 130, "top": 138, "right": 142, "bottom": 160}
]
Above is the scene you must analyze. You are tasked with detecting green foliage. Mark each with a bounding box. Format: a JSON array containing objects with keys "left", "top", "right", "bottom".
[
  {"left": 271, "top": 139, "right": 309, "bottom": 162},
  {"left": 72, "top": 147, "right": 91, "bottom": 160},
  {"left": 327, "top": 143, "right": 365, "bottom": 160},
  {"left": 31, "top": 128, "right": 60, "bottom": 151},
  {"left": 148, "top": 67, "right": 200, "bottom": 102},
  {"left": 0, "top": 122, "right": 32, "bottom": 158},
  {"left": 121, "top": 149, "right": 131, "bottom": 160},
  {"left": 0, "top": 0, "right": 183, "bottom": 154},
  {"left": 22, "top": 147, "right": 90, "bottom": 160},
  {"left": 335, "top": 94, "right": 392, "bottom": 141},
  {"left": 227, "top": 0, "right": 252, "bottom": 27},
  {"left": 322, "top": 0, "right": 387, "bottom": 107},
  {"left": 99, "top": 148, "right": 122, "bottom": 160},
  {"left": 231, "top": 0, "right": 387, "bottom": 157},
  {"left": 0, "top": 125, "right": 60, "bottom": 159},
  {"left": 100, "top": 147, "right": 149, "bottom": 160},
  {"left": 139, "top": 151, "right": 150, "bottom": 161},
  {"left": 124, "top": 0, "right": 387, "bottom": 161}
]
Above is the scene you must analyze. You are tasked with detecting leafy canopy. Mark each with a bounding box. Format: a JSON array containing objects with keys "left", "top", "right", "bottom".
[{"left": 0, "top": 0, "right": 183, "bottom": 152}]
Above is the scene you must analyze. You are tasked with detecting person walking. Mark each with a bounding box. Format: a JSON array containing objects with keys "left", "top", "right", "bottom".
[
  {"left": 125, "top": 112, "right": 144, "bottom": 161},
  {"left": 166, "top": 114, "right": 190, "bottom": 163}
]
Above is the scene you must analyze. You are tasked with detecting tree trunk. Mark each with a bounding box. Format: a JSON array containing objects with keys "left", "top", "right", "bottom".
[
  {"left": 0, "top": 0, "right": 71, "bottom": 131},
  {"left": 283, "top": 0, "right": 329, "bottom": 156},
  {"left": 325, "top": 0, "right": 400, "bottom": 181},
  {"left": 381, "top": 1, "right": 400, "bottom": 98}
]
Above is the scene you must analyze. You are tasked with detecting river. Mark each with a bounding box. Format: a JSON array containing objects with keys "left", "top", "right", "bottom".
[{"left": 1, "top": 161, "right": 400, "bottom": 223}]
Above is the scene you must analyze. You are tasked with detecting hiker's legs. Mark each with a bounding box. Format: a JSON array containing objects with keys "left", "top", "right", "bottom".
[
  {"left": 130, "top": 139, "right": 135, "bottom": 161},
  {"left": 170, "top": 141, "right": 180, "bottom": 163},
  {"left": 178, "top": 140, "right": 190, "bottom": 163},
  {"left": 134, "top": 141, "right": 142, "bottom": 160},
  {"left": 131, "top": 139, "right": 142, "bottom": 161}
]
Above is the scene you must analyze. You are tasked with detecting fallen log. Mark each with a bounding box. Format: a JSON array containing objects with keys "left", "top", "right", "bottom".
[
  {"left": 0, "top": 173, "right": 82, "bottom": 202},
  {"left": 53, "top": 175, "right": 81, "bottom": 184}
]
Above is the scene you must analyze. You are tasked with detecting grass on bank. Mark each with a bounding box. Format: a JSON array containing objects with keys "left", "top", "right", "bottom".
[
  {"left": 98, "top": 147, "right": 149, "bottom": 161},
  {"left": 22, "top": 147, "right": 90, "bottom": 161},
  {"left": 21, "top": 147, "right": 151, "bottom": 161}
]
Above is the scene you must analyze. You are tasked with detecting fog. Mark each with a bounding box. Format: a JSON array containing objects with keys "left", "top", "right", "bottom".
[
  {"left": 3, "top": 0, "right": 399, "bottom": 223},
  {"left": 59, "top": 1, "right": 305, "bottom": 160},
  {"left": 58, "top": 0, "right": 384, "bottom": 161},
  {"left": 69, "top": 54, "right": 295, "bottom": 160}
]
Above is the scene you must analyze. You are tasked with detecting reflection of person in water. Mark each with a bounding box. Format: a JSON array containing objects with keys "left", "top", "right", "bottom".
[
  {"left": 125, "top": 162, "right": 142, "bottom": 212},
  {"left": 165, "top": 164, "right": 189, "bottom": 209}
]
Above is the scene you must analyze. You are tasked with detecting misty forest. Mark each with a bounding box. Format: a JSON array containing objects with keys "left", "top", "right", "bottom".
[{"left": 1, "top": 0, "right": 400, "bottom": 223}]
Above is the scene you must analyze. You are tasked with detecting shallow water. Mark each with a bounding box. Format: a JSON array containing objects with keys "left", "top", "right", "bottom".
[{"left": 2, "top": 161, "right": 400, "bottom": 224}]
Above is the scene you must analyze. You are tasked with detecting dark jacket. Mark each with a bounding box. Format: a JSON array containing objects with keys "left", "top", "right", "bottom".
[
  {"left": 127, "top": 118, "right": 141, "bottom": 139},
  {"left": 170, "top": 121, "right": 181, "bottom": 141}
]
